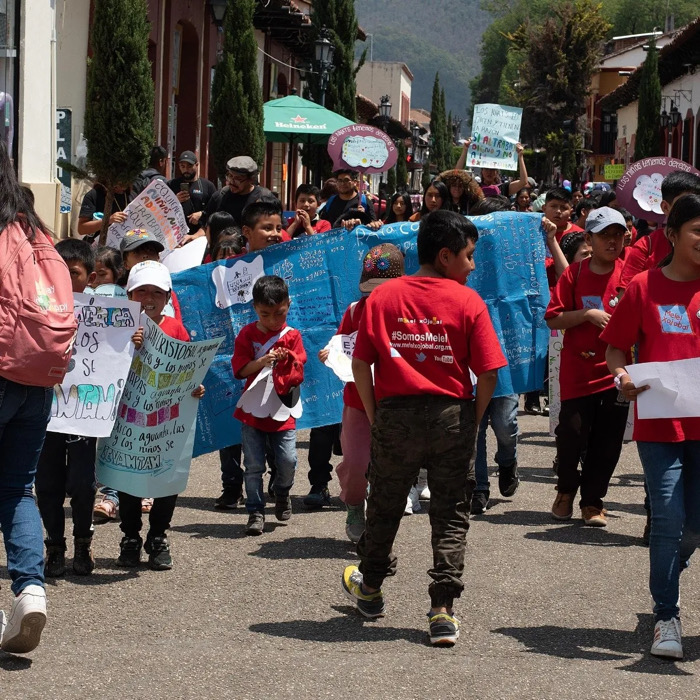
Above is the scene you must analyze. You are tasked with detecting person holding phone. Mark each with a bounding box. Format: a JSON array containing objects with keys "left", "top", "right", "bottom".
[{"left": 167, "top": 151, "right": 216, "bottom": 235}]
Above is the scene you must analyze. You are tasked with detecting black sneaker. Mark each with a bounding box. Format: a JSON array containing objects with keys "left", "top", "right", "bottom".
[
  {"left": 428, "top": 612, "right": 460, "bottom": 646},
  {"left": 246, "top": 512, "right": 265, "bottom": 536},
  {"left": 470, "top": 490, "right": 489, "bottom": 515},
  {"left": 116, "top": 536, "right": 143, "bottom": 568},
  {"left": 524, "top": 399, "right": 541, "bottom": 415},
  {"left": 44, "top": 540, "right": 66, "bottom": 578},
  {"left": 145, "top": 535, "right": 173, "bottom": 571},
  {"left": 72, "top": 537, "right": 95, "bottom": 576},
  {"left": 303, "top": 486, "right": 331, "bottom": 509},
  {"left": 275, "top": 496, "right": 292, "bottom": 521},
  {"left": 215, "top": 487, "right": 244, "bottom": 510},
  {"left": 498, "top": 464, "right": 520, "bottom": 498}
]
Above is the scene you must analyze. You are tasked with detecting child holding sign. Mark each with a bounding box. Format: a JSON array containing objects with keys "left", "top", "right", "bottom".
[
  {"left": 602, "top": 193, "right": 700, "bottom": 660},
  {"left": 35, "top": 239, "right": 99, "bottom": 578},
  {"left": 116, "top": 261, "right": 205, "bottom": 570},
  {"left": 319, "top": 244, "right": 405, "bottom": 543},
  {"left": 233, "top": 276, "right": 307, "bottom": 536}
]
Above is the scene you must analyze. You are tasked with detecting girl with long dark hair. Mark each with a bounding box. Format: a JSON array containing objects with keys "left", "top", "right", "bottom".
[
  {"left": 384, "top": 193, "right": 413, "bottom": 224},
  {"left": 409, "top": 180, "right": 451, "bottom": 222}
]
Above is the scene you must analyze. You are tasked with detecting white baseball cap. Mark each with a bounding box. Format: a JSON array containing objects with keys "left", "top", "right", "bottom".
[
  {"left": 126, "top": 260, "right": 172, "bottom": 292},
  {"left": 584, "top": 206, "right": 627, "bottom": 234}
]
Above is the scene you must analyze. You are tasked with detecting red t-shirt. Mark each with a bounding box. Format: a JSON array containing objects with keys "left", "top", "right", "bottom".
[
  {"left": 600, "top": 269, "right": 700, "bottom": 442},
  {"left": 232, "top": 322, "right": 306, "bottom": 432},
  {"left": 286, "top": 217, "right": 333, "bottom": 236},
  {"left": 353, "top": 277, "right": 506, "bottom": 401},
  {"left": 336, "top": 296, "right": 368, "bottom": 412},
  {"left": 159, "top": 315, "right": 190, "bottom": 341},
  {"left": 545, "top": 258, "right": 625, "bottom": 401},
  {"left": 618, "top": 228, "right": 669, "bottom": 291}
]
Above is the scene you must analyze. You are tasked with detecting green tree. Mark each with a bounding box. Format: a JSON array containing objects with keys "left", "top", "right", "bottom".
[
  {"left": 396, "top": 141, "right": 408, "bottom": 191},
  {"left": 607, "top": 0, "right": 698, "bottom": 35},
  {"left": 386, "top": 165, "right": 396, "bottom": 197},
  {"left": 84, "top": 0, "right": 154, "bottom": 244},
  {"left": 507, "top": 1, "right": 610, "bottom": 143},
  {"left": 430, "top": 74, "right": 448, "bottom": 173},
  {"left": 634, "top": 36, "right": 662, "bottom": 160},
  {"left": 310, "top": 0, "right": 363, "bottom": 120},
  {"left": 210, "top": 0, "right": 265, "bottom": 180},
  {"left": 422, "top": 166, "right": 433, "bottom": 191}
]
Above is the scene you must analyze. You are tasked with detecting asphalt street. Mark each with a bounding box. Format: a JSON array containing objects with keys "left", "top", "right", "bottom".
[{"left": 1, "top": 411, "right": 699, "bottom": 699}]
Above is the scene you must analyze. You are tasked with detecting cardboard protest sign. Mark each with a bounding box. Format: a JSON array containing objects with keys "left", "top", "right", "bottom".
[
  {"left": 106, "top": 179, "right": 189, "bottom": 254},
  {"left": 173, "top": 212, "right": 549, "bottom": 456},
  {"left": 469, "top": 103, "right": 522, "bottom": 171},
  {"left": 96, "top": 318, "right": 221, "bottom": 498},
  {"left": 48, "top": 294, "right": 140, "bottom": 438},
  {"left": 615, "top": 157, "right": 700, "bottom": 223},
  {"left": 327, "top": 124, "right": 398, "bottom": 174}
]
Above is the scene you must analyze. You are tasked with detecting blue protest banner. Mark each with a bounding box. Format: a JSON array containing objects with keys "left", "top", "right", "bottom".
[
  {"left": 174, "top": 212, "right": 549, "bottom": 457},
  {"left": 96, "top": 318, "right": 222, "bottom": 497}
]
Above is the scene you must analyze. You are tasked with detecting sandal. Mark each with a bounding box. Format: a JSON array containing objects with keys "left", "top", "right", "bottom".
[
  {"left": 93, "top": 497, "right": 118, "bottom": 522},
  {"left": 141, "top": 498, "right": 154, "bottom": 513}
]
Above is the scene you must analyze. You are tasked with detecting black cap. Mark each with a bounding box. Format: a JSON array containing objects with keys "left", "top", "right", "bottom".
[{"left": 178, "top": 150, "right": 197, "bottom": 165}]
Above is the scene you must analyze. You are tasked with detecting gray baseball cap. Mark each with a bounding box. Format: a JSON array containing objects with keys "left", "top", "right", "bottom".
[
  {"left": 226, "top": 156, "right": 258, "bottom": 174},
  {"left": 584, "top": 206, "right": 627, "bottom": 234}
]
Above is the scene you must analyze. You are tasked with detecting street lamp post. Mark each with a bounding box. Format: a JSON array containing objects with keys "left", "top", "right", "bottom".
[
  {"left": 314, "top": 27, "right": 335, "bottom": 107},
  {"left": 208, "top": 0, "right": 227, "bottom": 61},
  {"left": 411, "top": 123, "right": 420, "bottom": 192},
  {"left": 451, "top": 115, "right": 462, "bottom": 143},
  {"left": 378, "top": 95, "right": 392, "bottom": 201},
  {"left": 660, "top": 100, "right": 681, "bottom": 157}
]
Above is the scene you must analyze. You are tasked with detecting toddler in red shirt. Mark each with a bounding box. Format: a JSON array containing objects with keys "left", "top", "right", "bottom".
[
  {"left": 116, "top": 261, "right": 205, "bottom": 571},
  {"left": 603, "top": 193, "right": 700, "bottom": 660},
  {"left": 232, "top": 276, "right": 307, "bottom": 535},
  {"left": 341, "top": 210, "right": 506, "bottom": 647},
  {"left": 546, "top": 207, "right": 629, "bottom": 527},
  {"left": 319, "top": 244, "right": 405, "bottom": 543}
]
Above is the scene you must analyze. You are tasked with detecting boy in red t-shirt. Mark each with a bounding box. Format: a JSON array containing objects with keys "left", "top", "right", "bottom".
[
  {"left": 545, "top": 207, "right": 629, "bottom": 527},
  {"left": 319, "top": 244, "right": 405, "bottom": 543},
  {"left": 542, "top": 187, "right": 583, "bottom": 243},
  {"left": 232, "top": 276, "right": 306, "bottom": 535},
  {"left": 116, "top": 261, "right": 205, "bottom": 571},
  {"left": 341, "top": 210, "right": 506, "bottom": 647},
  {"left": 618, "top": 171, "right": 700, "bottom": 293},
  {"left": 286, "top": 184, "right": 332, "bottom": 237}
]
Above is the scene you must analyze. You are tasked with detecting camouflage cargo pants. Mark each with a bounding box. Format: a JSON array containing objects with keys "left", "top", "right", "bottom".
[{"left": 357, "top": 395, "right": 477, "bottom": 608}]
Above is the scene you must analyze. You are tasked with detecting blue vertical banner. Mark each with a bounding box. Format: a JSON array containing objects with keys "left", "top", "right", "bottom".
[{"left": 174, "top": 212, "right": 549, "bottom": 456}]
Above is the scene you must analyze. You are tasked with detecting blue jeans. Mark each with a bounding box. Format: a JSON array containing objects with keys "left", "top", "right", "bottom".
[
  {"left": 475, "top": 394, "right": 519, "bottom": 493},
  {"left": 637, "top": 441, "right": 700, "bottom": 621},
  {"left": 241, "top": 425, "right": 296, "bottom": 513},
  {"left": 0, "top": 378, "right": 52, "bottom": 594}
]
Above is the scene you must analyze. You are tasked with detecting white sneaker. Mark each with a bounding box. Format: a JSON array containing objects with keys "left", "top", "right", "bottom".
[
  {"left": 404, "top": 496, "right": 413, "bottom": 516},
  {"left": 650, "top": 617, "right": 683, "bottom": 659},
  {"left": 417, "top": 469, "right": 430, "bottom": 500},
  {"left": 0, "top": 585, "right": 47, "bottom": 654},
  {"left": 409, "top": 485, "right": 421, "bottom": 513}
]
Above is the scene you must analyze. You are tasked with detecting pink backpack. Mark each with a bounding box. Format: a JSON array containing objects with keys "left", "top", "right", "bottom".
[{"left": 0, "top": 222, "right": 77, "bottom": 387}]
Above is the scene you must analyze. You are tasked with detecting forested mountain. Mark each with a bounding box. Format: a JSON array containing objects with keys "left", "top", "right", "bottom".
[{"left": 355, "top": 0, "right": 490, "bottom": 120}]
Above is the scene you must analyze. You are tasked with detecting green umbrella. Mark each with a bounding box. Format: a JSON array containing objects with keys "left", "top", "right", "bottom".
[{"left": 264, "top": 94, "right": 354, "bottom": 145}]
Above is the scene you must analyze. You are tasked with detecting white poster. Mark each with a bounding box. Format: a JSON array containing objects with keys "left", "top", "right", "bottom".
[
  {"left": 106, "top": 178, "right": 189, "bottom": 254},
  {"left": 323, "top": 332, "right": 356, "bottom": 383},
  {"left": 211, "top": 255, "right": 265, "bottom": 309},
  {"left": 469, "top": 103, "right": 522, "bottom": 171},
  {"left": 48, "top": 293, "right": 141, "bottom": 438},
  {"left": 627, "top": 358, "right": 700, "bottom": 419},
  {"left": 97, "top": 318, "right": 222, "bottom": 498}
]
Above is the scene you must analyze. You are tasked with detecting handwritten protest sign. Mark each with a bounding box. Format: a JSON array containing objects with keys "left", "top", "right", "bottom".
[
  {"left": 323, "top": 333, "right": 356, "bottom": 382},
  {"left": 469, "top": 103, "right": 522, "bottom": 171},
  {"left": 106, "top": 179, "right": 189, "bottom": 255},
  {"left": 96, "top": 318, "right": 221, "bottom": 498},
  {"left": 173, "top": 212, "right": 549, "bottom": 456},
  {"left": 48, "top": 294, "right": 140, "bottom": 438},
  {"left": 327, "top": 124, "right": 398, "bottom": 174}
]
